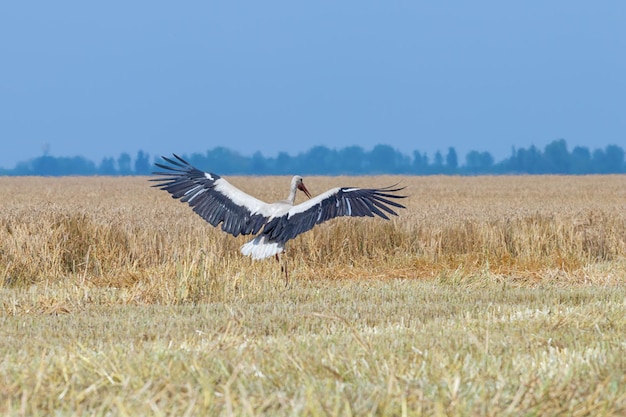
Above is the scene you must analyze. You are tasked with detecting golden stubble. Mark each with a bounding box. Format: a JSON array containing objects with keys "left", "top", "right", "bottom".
[
  {"left": 1, "top": 175, "right": 624, "bottom": 296},
  {"left": 1, "top": 175, "right": 626, "bottom": 416}
]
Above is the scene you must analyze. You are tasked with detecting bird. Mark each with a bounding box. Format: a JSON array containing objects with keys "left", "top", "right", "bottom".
[{"left": 151, "top": 154, "right": 407, "bottom": 281}]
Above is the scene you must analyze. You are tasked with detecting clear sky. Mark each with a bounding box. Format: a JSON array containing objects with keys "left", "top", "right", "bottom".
[{"left": 1, "top": 1, "right": 624, "bottom": 169}]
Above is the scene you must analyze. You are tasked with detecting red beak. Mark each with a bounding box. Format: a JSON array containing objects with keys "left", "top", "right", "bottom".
[{"left": 298, "top": 182, "right": 312, "bottom": 199}]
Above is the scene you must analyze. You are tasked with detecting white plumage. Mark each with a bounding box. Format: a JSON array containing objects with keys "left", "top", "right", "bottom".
[{"left": 240, "top": 235, "right": 285, "bottom": 260}]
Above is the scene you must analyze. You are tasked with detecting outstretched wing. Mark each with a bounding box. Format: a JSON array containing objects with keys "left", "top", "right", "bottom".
[
  {"left": 260, "top": 185, "right": 407, "bottom": 243},
  {"left": 151, "top": 154, "right": 270, "bottom": 237}
]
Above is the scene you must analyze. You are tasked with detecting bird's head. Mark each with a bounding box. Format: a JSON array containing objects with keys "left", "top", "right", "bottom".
[{"left": 293, "top": 175, "right": 312, "bottom": 199}]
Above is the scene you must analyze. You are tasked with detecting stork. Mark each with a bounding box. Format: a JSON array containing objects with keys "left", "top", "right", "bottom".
[{"left": 151, "top": 154, "right": 406, "bottom": 282}]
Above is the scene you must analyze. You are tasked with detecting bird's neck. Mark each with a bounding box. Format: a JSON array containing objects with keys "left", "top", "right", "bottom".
[{"left": 286, "top": 187, "right": 297, "bottom": 205}]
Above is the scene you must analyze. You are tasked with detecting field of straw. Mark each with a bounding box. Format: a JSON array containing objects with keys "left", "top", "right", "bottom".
[{"left": 1, "top": 174, "right": 625, "bottom": 416}]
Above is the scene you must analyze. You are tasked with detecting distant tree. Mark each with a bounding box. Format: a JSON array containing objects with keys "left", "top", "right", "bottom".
[
  {"left": 65, "top": 156, "right": 97, "bottom": 175},
  {"left": 275, "top": 152, "right": 292, "bottom": 175},
  {"left": 302, "top": 146, "right": 337, "bottom": 174},
  {"left": 412, "top": 151, "right": 429, "bottom": 174},
  {"left": 588, "top": 144, "right": 626, "bottom": 173},
  {"left": 339, "top": 145, "right": 366, "bottom": 174},
  {"left": 604, "top": 145, "right": 625, "bottom": 173},
  {"left": 571, "top": 146, "right": 591, "bottom": 174},
  {"left": 543, "top": 139, "right": 570, "bottom": 173},
  {"left": 28, "top": 155, "right": 97, "bottom": 176},
  {"left": 195, "top": 147, "right": 250, "bottom": 174},
  {"left": 479, "top": 152, "right": 494, "bottom": 171},
  {"left": 369, "top": 144, "right": 397, "bottom": 173},
  {"left": 591, "top": 149, "right": 607, "bottom": 173},
  {"left": 99, "top": 157, "right": 117, "bottom": 175},
  {"left": 432, "top": 151, "right": 444, "bottom": 173},
  {"left": 395, "top": 152, "right": 412, "bottom": 173},
  {"left": 445, "top": 147, "right": 458, "bottom": 172},
  {"left": 465, "top": 150, "right": 494, "bottom": 174},
  {"left": 11, "top": 161, "right": 30, "bottom": 175},
  {"left": 32, "top": 155, "right": 59, "bottom": 175},
  {"left": 134, "top": 150, "right": 151, "bottom": 175},
  {"left": 251, "top": 151, "right": 267, "bottom": 174},
  {"left": 117, "top": 153, "right": 132, "bottom": 175},
  {"left": 509, "top": 145, "right": 541, "bottom": 173}
]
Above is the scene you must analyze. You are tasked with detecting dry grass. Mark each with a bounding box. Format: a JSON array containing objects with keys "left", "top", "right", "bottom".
[{"left": 1, "top": 175, "right": 625, "bottom": 415}]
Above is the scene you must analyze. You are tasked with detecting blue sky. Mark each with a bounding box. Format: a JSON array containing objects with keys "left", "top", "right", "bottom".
[{"left": 1, "top": 1, "right": 624, "bottom": 169}]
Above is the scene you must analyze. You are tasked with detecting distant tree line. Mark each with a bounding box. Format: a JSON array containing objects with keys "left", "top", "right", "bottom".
[{"left": 1, "top": 139, "right": 624, "bottom": 176}]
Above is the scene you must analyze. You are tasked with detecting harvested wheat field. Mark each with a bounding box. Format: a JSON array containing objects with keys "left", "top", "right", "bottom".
[{"left": 1, "top": 175, "right": 626, "bottom": 416}]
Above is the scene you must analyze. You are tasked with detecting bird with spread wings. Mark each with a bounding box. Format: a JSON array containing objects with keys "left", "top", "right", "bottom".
[{"left": 152, "top": 154, "right": 406, "bottom": 279}]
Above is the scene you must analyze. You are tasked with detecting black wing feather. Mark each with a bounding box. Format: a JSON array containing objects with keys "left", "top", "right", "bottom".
[
  {"left": 151, "top": 154, "right": 268, "bottom": 237},
  {"left": 262, "top": 186, "right": 407, "bottom": 243}
]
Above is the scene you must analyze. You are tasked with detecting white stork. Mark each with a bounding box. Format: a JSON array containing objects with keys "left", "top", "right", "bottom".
[{"left": 151, "top": 154, "right": 406, "bottom": 278}]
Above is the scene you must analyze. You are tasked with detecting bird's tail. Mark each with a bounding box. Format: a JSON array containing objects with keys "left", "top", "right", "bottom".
[{"left": 240, "top": 235, "right": 285, "bottom": 260}]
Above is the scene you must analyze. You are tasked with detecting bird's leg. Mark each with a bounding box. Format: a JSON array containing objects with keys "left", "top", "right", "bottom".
[
  {"left": 283, "top": 251, "right": 289, "bottom": 287},
  {"left": 275, "top": 253, "right": 284, "bottom": 274},
  {"left": 275, "top": 252, "right": 289, "bottom": 287}
]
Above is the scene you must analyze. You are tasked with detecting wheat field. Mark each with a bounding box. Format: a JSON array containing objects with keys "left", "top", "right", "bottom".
[{"left": 1, "top": 175, "right": 625, "bottom": 416}]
